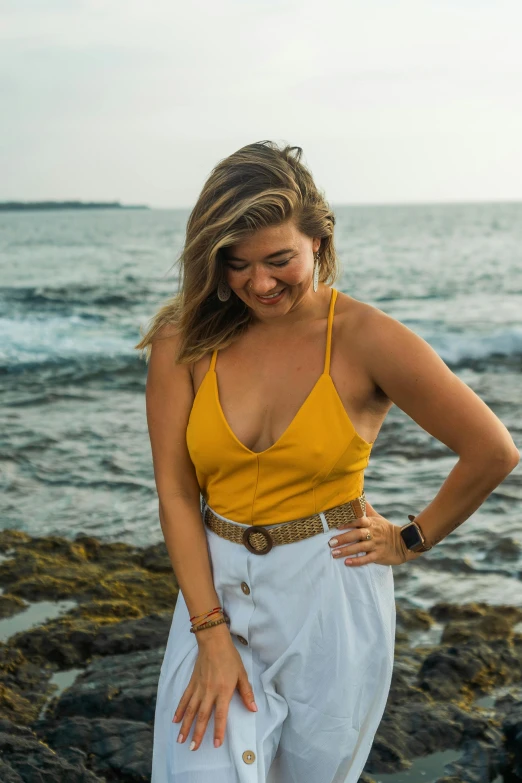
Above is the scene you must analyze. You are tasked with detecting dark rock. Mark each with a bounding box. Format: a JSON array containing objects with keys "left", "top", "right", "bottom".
[
  {"left": 8, "top": 610, "right": 172, "bottom": 668},
  {"left": 443, "top": 732, "right": 507, "bottom": 783},
  {"left": 0, "top": 758, "right": 24, "bottom": 782},
  {"left": 70, "top": 599, "right": 143, "bottom": 622},
  {"left": 434, "top": 778, "right": 467, "bottom": 783},
  {"left": 502, "top": 705, "right": 522, "bottom": 778},
  {"left": 396, "top": 601, "right": 434, "bottom": 632},
  {"left": 46, "top": 647, "right": 164, "bottom": 723},
  {"left": 42, "top": 715, "right": 151, "bottom": 782},
  {"left": 367, "top": 700, "right": 499, "bottom": 774},
  {"left": 442, "top": 614, "right": 514, "bottom": 645},
  {"left": 418, "top": 638, "right": 522, "bottom": 701},
  {"left": 0, "top": 594, "right": 28, "bottom": 619},
  {"left": 91, "top": 611, "right": 172, "bottom": 657},
  {"left": 0, "top": 643, "right": 55, "bottom": 725},
  {"left": 430, "top": 602, "right": 522, "bottom": 626},
  {"left": 0, "top": 530, "right": 31, "bottom": 553},
  {"left": 388, "top": 647, "right": 430, "bottom": 705},
  {"left": 0, "top": 717, "right": 104, "bottom": 781},
  {"left": 493, "top": 688, "right": 522, "bottom": 717},
  {"left": 8, "top": 619, "right": 109, "bottom": 668},
  {"left": 140, "top": 541, "right": 175, "bottom": 574},
  {"left": 0, "top": 531, "right": 177, "bottom": 616}
]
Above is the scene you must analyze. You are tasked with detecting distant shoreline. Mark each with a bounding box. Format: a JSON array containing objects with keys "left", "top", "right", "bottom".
[{"left": 0, "top": 200, "right": 150, "bottom": 212}]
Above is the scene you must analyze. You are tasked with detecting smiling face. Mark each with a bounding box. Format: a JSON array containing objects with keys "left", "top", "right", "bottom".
[{"left": 222, "top": 218, "right": 321, "bottom": 320}]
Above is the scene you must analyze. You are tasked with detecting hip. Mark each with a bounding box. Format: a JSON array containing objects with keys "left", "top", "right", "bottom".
[{"left": 202, "top": 501, "right": 396, "bottom": 669}]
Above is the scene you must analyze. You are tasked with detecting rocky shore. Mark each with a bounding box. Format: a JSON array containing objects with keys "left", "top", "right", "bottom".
[{"left": 0, "top": 528, "right": 521, "bottom": 782}]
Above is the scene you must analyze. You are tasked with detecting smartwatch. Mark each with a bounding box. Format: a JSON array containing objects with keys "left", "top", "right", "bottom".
[{"left": 400, "top": 514, "right": 432, "bottom": 553}]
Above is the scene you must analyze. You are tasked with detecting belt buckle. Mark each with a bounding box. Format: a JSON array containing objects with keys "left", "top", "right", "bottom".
[{"left": 242, "top": 525, "right": 273, "bottom": 555}]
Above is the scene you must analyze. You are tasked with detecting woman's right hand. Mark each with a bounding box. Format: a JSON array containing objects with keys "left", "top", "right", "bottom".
[{"left": 172, "top": 626, "right": 258, "bottom": 751}]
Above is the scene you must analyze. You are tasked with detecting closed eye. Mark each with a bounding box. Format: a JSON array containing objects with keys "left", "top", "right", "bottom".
[{"left": 226, "top": 260, "right": 290, "bottom": 271}]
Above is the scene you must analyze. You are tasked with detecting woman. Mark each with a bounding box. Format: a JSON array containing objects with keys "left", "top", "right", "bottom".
[{"left": 136, "top": 141, "right": 519, "bottom": 783}]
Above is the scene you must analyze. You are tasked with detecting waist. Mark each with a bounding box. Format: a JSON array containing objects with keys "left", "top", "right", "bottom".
[
  {"left": 200, "top": 474, "right": 367, "bottom": 526},
  {"left": 202, "top": 493, "right": 367, "bottom": 554}
]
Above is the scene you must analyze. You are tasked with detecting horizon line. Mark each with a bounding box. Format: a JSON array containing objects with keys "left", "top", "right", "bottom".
[{"left": 1, "top": 197, "right": 521, "bottom": 212}]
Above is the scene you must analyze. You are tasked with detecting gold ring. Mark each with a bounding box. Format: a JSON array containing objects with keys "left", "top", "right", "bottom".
[{"left": 365, "top": 531, "right": 372, "bottom": 541}]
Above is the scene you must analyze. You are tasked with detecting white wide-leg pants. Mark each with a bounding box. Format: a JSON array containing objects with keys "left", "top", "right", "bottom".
[{"left": 151, "top": 501, "right": 396, "bottom": 783}]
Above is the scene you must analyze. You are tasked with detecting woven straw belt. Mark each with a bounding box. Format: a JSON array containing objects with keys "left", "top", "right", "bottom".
[{"left": 203, "top": 492, "right": 367, "bottom": 555}]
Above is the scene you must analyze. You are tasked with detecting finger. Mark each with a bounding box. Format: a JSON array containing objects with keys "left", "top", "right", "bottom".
[
  {"left": 177, "top": 694, "right": 201, "bottom": 745},
  {"left": 173, "top": 682, "right": 194, "bottom": 723},
  {"left": 345, "top": 551, "right": 378, "bottom": 566},
  {"left": 329, "top": 521, "right": 371, "bottom": 548},
  {"left": 237, "top": 671, "right": 257, "bottom": 712},
  {"left": 337, "top": 514, "right": 372, "bottom": 531},
  {"left": 213, "top": 694, "right": 231, "bottom": 749},
  {"left": 189, "top": 697, "right": 215, "bottom": 751},
  {"left": 331, "top": 540, "right": 376, "bottom": 558},
  {"left": 364, "top": 500, "right": 379, "bottom": 517}
]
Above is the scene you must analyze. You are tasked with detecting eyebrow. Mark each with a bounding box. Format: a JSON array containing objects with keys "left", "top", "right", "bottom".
[{"left": 226, "top": 248, "right": 295, "bottom": 262}]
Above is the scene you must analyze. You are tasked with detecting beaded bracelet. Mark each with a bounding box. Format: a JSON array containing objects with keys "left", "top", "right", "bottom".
[
  {"left": 190, "top": 609, "right": 230, "bottom": 633},
  {"left": 190, "top": 616, "right": 228, "bottom": 633}
]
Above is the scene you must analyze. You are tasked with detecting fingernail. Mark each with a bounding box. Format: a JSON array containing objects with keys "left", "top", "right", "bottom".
[
  {"left": 190, "top": 740, "right": 196, "bottom": 751},
  {"left": 250, "top": 701, "right": 258, "bottom": 711},
  {"left": 329, "top": 538, "right": 338, "bottom": 547},
  {"left": 177, "top": 732, "right": 184, "bottom": 743},
  {"left": 331, "top": 549, "right": 341, "bottom": 556},
  {"left": 214, "top": 738, "right": 221, "bottom": 748}
]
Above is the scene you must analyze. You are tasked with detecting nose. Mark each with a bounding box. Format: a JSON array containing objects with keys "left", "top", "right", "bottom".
[{"left": 248, "top": 267, "right": 281, "bottom": 295}]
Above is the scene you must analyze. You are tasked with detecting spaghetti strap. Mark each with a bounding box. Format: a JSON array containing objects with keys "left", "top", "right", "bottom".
[
  {"left": 323, "top": 288, "right": 338, "bottom": 375},
  {"left": 209, "top": 348, "right": 218, "bottom": 371}
]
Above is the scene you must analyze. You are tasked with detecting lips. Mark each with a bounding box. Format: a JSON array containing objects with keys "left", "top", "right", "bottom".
[{"left": 254, "top": 287, "right": 286, "bottom": 304}]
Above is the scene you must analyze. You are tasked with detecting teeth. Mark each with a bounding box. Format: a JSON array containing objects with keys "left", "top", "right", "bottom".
[{"left": 259, "top": 290, "right": 283, "bottom": 299}]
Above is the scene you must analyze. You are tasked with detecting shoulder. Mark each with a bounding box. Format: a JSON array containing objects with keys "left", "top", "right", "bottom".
[
  {"left": 334, "top": 291, "right": 388, "bottom": 345},
  {"left": 335, "top": 290, "right": 422, "bottom": 355},
  {"left": 332, "top": 290, "right": 519, "bottom": 463},
  {"left": 334, "top": 290, "right": 446, "bottom": 396},
  {"left": 152, "top": 322, "right": 182, "bottom": 342},
  {"left": 147, "top": 323, "right": 195, "bottom": 387}
]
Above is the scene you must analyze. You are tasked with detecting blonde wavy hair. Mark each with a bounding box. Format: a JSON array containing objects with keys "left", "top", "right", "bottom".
[{"left": 134, "top": 140, "right": 340, "bottom": 364}]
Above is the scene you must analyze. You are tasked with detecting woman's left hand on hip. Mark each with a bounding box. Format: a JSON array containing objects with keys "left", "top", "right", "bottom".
[{"left": 327, "top": 499, "right": 408, "bottom": 566}]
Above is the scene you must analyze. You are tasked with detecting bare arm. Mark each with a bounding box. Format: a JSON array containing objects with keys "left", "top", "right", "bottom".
[
  {"left": 146, "top": 329, "right": 230, "bottom": 646},
  {"left": 360, "top": 308, "right": 520, "bottom": 558}
]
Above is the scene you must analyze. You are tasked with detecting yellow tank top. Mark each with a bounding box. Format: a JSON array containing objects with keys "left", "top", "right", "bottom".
[{"left": 186, "top": 287, "right": 373, "bottom": 525}]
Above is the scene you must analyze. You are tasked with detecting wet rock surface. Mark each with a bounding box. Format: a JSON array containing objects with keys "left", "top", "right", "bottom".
[
  {"left": 0, "top": 528, "right": 521, "bottom": 782},
  {"left": 364, "top": 600, "right": 522, "bottom": 782},
  {"left": 0, "top": 718, "right": 105, "bottom": 781},
  {"left": 47, "top": 647, "right": 165, "bottom": 723}
]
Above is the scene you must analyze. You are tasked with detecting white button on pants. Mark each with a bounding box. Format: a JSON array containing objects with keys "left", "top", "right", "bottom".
[{"left": 151, "top": 502, "right": 396, "bottom": 782}]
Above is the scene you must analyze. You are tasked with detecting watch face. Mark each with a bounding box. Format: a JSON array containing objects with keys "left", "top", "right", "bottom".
[{"left": 401, "top": 523, "right": 422, "bottom": 550}]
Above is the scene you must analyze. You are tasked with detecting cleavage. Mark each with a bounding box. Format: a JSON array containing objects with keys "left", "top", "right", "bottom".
[{"left": 215, "top": 353, "right": 325, "bottom": 454}]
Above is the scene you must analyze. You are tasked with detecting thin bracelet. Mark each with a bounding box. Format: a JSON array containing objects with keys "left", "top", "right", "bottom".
[
  {"left": 190, "top": 605, "right": 222, "bottom": 622},
  {"left": 191, "top": 610, "right": 225, "bottom": 630},
  {"left": 190, "top": 611, "right": 229, "bottom": 632},
  {"left": 191, "top": 609, "right": 223, "bottom": 626},
  {"left": 191, "top": 609, "right": 224, "bottom": 628}
]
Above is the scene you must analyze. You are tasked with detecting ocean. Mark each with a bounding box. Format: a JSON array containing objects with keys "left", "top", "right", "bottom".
[{"left": 1, "top": 202, "right": 521, "bottom": 610}]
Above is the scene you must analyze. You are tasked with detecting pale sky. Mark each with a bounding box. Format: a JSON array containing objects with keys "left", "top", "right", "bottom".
[{"left": 1, "top": 0, "right": 521, "bottom": 208}]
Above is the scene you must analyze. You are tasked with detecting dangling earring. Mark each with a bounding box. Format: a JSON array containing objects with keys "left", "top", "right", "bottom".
[
  {"left": 217, "top": 281, "right": 231, "bottom": 302},
  {"left": 312, "top": 252, "right": 320, "bottom": 292}
]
